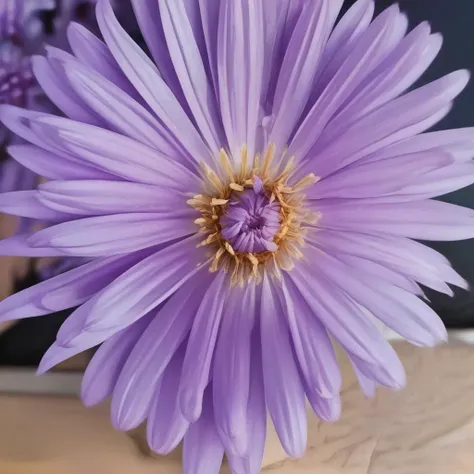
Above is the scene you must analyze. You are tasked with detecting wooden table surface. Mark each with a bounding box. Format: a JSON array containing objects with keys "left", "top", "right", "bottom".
[{"left": 1, "top": 341, "right": 474, "bottom": 474}]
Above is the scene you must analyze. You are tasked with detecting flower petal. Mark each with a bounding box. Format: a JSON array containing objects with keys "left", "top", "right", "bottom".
[
  {"left": 0, "top": 233, "right": 65, "bottom": 257},
  {"left": 304, "top": 70, "right": 469, "bottom": 177},
  {"left": 317, "top": 199, "right": 474, "bottom": 241},
  {"left": 279, "top": 276, "right": 341, "bottom": 401},
  {"left": 129, "top": 0, "right": 185, "bottom": 103},
  {"left": 110, "top": 272, "right": 212, "bottom": 431},
  {"left": 269, "top": 0, "right": 328, "bottom": 150},
  {"left": 7, "top": 144, "right": 110, "bottom": 180},
  {"left": 366, "top": 128, "right": 474, "bottom": 163},
  {"left": 291, "top": 4, "right": 401, "bottom": 159},
  {"left": 260, "top": 273, "right": 307, "bottom": 458},
  {"left": 218, "top": 0, "right": 264, "bottom": 158},
  {"left": 289, "top": 262, "right": 391, "bottom": 365},
  {"left": 213, "top": 285, "right": 256, "bottom": 456},
  {"left": 0, "top": 251, "right": 148, "bottom": 322},
  {"left": 147, "top": 347, "right": 189, "bottom": 455},
  {"left": 311, "top": 247, "right": 447, "bottom": 347},
  {"left": 28, "top": 115, "right": 199, "bottom": 190},
  {"left": 179, "top": 271, "right": 228, "bottom": 422},
  {"left": 160, "top": 0, "right": 223, "bottom": 152},
  {"left": 310, "top": 0, "right": 375, "bottom": 104},
  {"left": 63, "top": 60, "right": 185, "bottom": 161},
  {"left": 309, "top": 151, "right": 451, "bottom": 199},
  {"left": 183, "top": 389, "right": 224, "bottom": 474},
  {"left": 81, "top": 313, "right": 154, "bottom": 407},
  {"left": 0, "top": 190, "right": 74, "bottom": 221},
  {"left": 97, "top": 0, "right": 210, "bottom": 164},
  {"left": 67, "top": 22, "right": 139, "bottom": 100},
  {"left": 32, "top": 55, "right": 102, "bottom": 126},
  {"left": 27, "top": 213, "right": 195, "bottom": 257},
  {"left": 226, "top": 327, "right": 266, "bottom": 474},
  {"left": 38, "top": 180, "right": 187, "bottom": 216}
]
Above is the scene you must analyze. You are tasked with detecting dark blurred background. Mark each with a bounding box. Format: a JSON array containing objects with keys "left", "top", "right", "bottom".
[{"left": 1, "top": 0, "right": 474, "bottom": 368}]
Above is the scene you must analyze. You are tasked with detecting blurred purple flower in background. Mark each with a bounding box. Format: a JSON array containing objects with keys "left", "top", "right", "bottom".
[
  {"left": 1, "top": 0, "right": 474, "bottom": 472},
  {"left": 0, "top": 0, "right": 55, "bottom": 44}
]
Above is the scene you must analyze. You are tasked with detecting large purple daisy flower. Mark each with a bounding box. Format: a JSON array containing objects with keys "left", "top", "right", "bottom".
[{"left": 1, "top": 0, "right": 474, "bottom": 471}]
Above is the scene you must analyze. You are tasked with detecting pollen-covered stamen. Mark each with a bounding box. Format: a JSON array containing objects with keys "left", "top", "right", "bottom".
[{"left": 189, "top": 144, "right": 319, "bottom": 286}]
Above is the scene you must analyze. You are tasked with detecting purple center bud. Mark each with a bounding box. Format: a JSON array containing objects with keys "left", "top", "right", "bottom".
[{"left": 220, "top": 177, "right": 281, "bottom": 254}]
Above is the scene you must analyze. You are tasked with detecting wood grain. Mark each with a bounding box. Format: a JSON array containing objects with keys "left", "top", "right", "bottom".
[{"left": 1, "top": 342, "right": 474, "bottom": 473}]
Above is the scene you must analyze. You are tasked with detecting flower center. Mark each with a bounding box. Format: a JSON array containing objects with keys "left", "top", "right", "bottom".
[
  {"left": 188, "top": 144, "right": 320, "bottom": 286},
  {"left": 220, "top": 177, "right": 280, "bottom": 254}
]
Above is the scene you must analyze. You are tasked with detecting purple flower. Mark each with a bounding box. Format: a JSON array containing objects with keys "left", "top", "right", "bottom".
[
  {"left": 1, "top": 0, "right": 474, "bottom": 470},
  {"left": 0, "top": 0, "right": 55, "bottom": 44},
  {"left": 0, "top": 44, "right": 38, "bottom": 211}
]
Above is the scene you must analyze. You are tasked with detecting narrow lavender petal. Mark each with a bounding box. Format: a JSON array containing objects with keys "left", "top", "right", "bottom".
[
  {"left": 290, "top": 4, "right": 401, "bottom": 159},
  {"left": 289, "top": 263, "right": 393, "bottom": 365},
  {"left": 27, "top": 213, "right": 196, "bottom": 257},
  {"left": 213, "top": 285, "right": 255, "bottom": 456},
  {"left": 366, "top": 128, "right": 474, "bottom": 163},
  {"left": 38, "top": 180, "right": 187, "bottom": 216},
  {"left": 227, "top": 326, "right": 266, "bottom": 474},
  {"left": 67, "top": 22, "right": 140, "bottom": 101},
  {"left": 350, "top": 352, "right": 405, "bottom": 390},
  {"left": 260, "top": 273, "right": 307, "bottom": 458},
  {"left": 159, "top": 0, "right": 223, "bottom": 152},
  {"left": 111, "top": 272, "right": 212, "bottom": 432},
  {"left": 111, "top": 342, "right": 163, "bottom": 430},
  {"left": 261, "top": 0, "right": 304, "bottom": 114},
  {"left": 182, "top": 388, "right": 225, "bottom": 474},
  {"left": 27, "top": 115, "right": 199, "bottom": 190},
  {"left": 217, "top": 0, "right": 264, "bottom": 159},
  {"left": 380, "top": 163, "right": 474, "bottom": 202},
  {"left": 303, "top": 70, "right": 469, "bottom": 178},
  {"left": 179, "top": 271, "right": 228, "bottom": 422},
  {"left": 0, "top": 233, "right": 65, "bottom": 257},
  {"left": 306, "top": 392, "right": 341, "bottom": 423},
  {"left": 63, "top": 58, "right": 189, "bottom": 162},
  {"left": 81, "top": 313, "right": 154, "bottom": 407},
  {"left": 280, "top": 276, "right": 342, "bottom": 400},
  {"left": 32, "top": 55, "right": 102, "bottom": 126},
  {"left": 0, "top": 250, "right": 149, "bottom": 322},
  {"left": 322, "top": 27, "right": 441, "bottom": 145},
  {"left": 310, "top": 247, "right": 448, "bottom": 347},
  {"left": 198, "top": 0, "right": 220, "bottom": 95},
  {"left": 147, "top": 346, "right": 189, "bottom": 455},
  {"left": 36, "top": 240, "right": 205, "bottom": 373},
  {"left": 312, "top": 229, "right": 467, "bottom": 292},
  {"left": 269, "top": 0, "right": 328, "bottom": 151},
  {"left": 308, "top": 0, "right": 375, "bottom": 109},
  {"left": 317, "top": 199, "right": 474, "bottom": 241},
  {"left": 129, "top": 0, "right": 186, "bottom": 105},
  {"left": 335, "top": 253, "right": 436, "bottom": 296},
  {"left": 309, "top": 151, "right": 451, "bottom": 199},
  {"left": 0, "top": 190, "right": 75, "bottom": 221},
  {"left": 349, "top": 356, "right": 378, "bottom": 398},
  {"left": 8, "top": 144, "right": 111, "bottom": 180},
  {"left": 76, "top": 235, "right": 206, "bottom": 331},
  {"left": 96, "top": 0, "right": 210, "bottom": 165}
]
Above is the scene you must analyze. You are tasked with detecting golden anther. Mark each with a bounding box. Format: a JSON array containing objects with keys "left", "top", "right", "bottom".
[
  {"left": 211, "top": 198, "right": 229, "bottom": 206},
  {"left": 224, "top": 241, "right": 236, "bottom": 256},
  {"left": 229, "top": 182, "right": 244, "bottom": 192}
]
